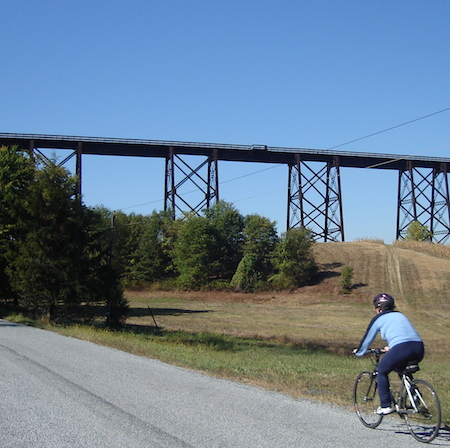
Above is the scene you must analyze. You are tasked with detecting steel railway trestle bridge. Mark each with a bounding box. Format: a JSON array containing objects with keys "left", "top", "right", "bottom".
[{"left": 2, "top": 133, "right": 450, "bottom": 243}]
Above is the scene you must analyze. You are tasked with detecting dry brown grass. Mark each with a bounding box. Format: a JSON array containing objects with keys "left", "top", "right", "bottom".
[
  {"left": 125, "top": 241, "right": 450, "bottom": 361},
  {"left": 394, "top": 239, "right": 450, "bottom": 258},
  {"left": 313, "top": 241, "right": 450, "bottom": 309}
]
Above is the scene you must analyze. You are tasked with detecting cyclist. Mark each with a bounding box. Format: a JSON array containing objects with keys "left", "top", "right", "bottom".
[{"left": 353, "top": 293, "right": 424, "bottom": 415}]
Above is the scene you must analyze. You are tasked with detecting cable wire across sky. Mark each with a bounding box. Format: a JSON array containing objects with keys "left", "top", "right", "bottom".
[
  {"left": 118, "top": 108, "right": 450, "bottom": 213},
  {"left": 326, "top": 106, "right": 450, "bottom": 150}
]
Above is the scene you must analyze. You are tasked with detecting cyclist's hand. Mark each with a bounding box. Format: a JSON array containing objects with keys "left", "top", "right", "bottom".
[
  {"left": 381, "top": 346, "right": 390, "bottom": 352},
  {"left": 352, "top": 348, "right": 357, "bottom": 354}
]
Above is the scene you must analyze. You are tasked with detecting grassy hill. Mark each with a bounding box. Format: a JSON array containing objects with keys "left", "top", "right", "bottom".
[
  {"left": 124, "top": 240, "right": 450, "bottom": 362},
  {"left": 312, "top": 240, "right": 450, "bottom": 310}
]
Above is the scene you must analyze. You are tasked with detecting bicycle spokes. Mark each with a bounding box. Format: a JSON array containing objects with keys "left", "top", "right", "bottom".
[
  {"left": 402, "top": 379, "right": 441, "bottom": 443},
  {"left": 353, "top": 371, "right": 383, "bottom": 428}
]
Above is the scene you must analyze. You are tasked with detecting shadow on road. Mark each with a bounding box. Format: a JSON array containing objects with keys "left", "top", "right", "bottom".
[{"left": 0, "top": 320, "right": 23, "bottom": 327}]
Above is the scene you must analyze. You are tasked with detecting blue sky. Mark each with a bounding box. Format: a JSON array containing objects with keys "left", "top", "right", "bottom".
[{"left": 2, "top": 1, "right": 450, "bottom": 242}]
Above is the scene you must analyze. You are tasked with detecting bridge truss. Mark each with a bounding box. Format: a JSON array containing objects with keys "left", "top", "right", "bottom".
[
  {"left": 1, "top": 133, "right": 450, "bottom": 243},
  {"left": 164, "top": 147, "right": 219, "bottom": 218},
  {"left": 397, "top": 162, "right": 450, "bottom": 243},
  {"left": 287, "top": 155, "right": 344, "bottom": 242}
]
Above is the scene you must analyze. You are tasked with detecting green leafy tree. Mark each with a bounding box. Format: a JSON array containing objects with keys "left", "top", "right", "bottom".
[
  {"left": 405, "top": 220, "right": 433, "bottom": 242},
  {"left": 80, "top": 206, "right": 129, "bottom": 327},
  {"left": 0, "top": 146, "right": 34, "bottom": 302},
  {"left": 6, "top": 160, "right": 87, "bottom": 317},
  {"left": 271, "top": 227, "right": 317, "bottom": 289},
  {"left": 203, "top": 201, "right": 244, "bottom": 279},
  {"left": 230, "top": 253, "right": 261, "bottom": 291},
  {"left": 2, "top": 151, "right": 127, "bottom": 322},
  {"left": 109, "top": 210, "right": 135, "bottom": 277},
  {"left": 123, "top": 210, "right": 174, "bottom": 285},
  {"left": 159, "top": 212, "right": 183, "bottom": 278},
  {"left": 231, "top": 214, "right": 278, "bottom": 291},
  {"left": 174, "top": 215, "right": 220, "bottom": 287}
]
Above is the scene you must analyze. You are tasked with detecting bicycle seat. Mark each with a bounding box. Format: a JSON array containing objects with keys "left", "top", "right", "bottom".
[{"left": 403, "top": 360, "right": 420, "bottom": 374}]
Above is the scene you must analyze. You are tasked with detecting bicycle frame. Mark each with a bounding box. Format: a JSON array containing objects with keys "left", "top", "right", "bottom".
[
  {"left": 390, "top": 371, "right": 408, "bottom": 412},
  {"left": 396, "top": 373, "right": 420, "bottom": 414}
]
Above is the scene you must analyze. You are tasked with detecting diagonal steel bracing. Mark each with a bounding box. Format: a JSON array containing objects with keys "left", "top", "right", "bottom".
[
  {"left": 287, "top": 155, "right": 344, "bottom": 242},
  {"left": 29, "top": 140, "right": 83, "bottom": 197},
  {"left": 164, "top": 146, "right": 219, "bottom": 218},
  {"left": 397, "top": 162, "right": 450, "bottom": 243}
]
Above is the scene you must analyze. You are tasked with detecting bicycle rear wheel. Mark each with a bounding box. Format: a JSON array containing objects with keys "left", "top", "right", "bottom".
[
  {"left": 402, "top": 379, "right": 441, "bottom": 443},
  {"left": 353, "top": 371, "right": 383, "bottom": 428}
]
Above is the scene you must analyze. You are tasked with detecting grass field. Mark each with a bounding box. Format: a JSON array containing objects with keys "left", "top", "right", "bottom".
[{"left": 4, "top": 241, "right": 450, "bottom": 427}]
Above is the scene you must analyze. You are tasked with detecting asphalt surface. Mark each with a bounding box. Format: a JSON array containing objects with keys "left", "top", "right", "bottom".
[{"left": 1, "top": 320, "right": 448, "bottom": 447}]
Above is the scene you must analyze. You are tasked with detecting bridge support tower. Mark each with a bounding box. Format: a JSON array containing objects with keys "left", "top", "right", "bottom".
[
  {"left": 164, "top": 147, "right": 219, "bottom": 218},
  {"left": 287, "top": 154, "right": 344, "bottom": 242},
  {"left": 397, "top": 162, "right": 450, "bottom": 243}
]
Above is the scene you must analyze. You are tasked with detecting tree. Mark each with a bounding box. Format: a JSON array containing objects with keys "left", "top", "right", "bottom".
[
  {"left": 231, "top": 214, "right": 278, "bottom": 291},
  {"left": 6, "top": 160, "right": 91, "bottom": 317},
  {"left": 271, "top": 227, "right": 317, "bottom": 289},
  {"left": 2, "top": 150, "right": 127, "bottom": 322},
  {"left": 0, "top": 146, "right": 34, "bottom": 302},
  {"left": 174, "top": 215, "right": 220, "bottom": 287},
  {"left": 340, "top": 265, "right": 354, "bottom": 294},
  {"left": 174, "top": 202, "right": 245, "bottom": 287},
  {"left": 405, "top": 221, "right": 433, "bottom": 242},
  {"left": 203, "top": 201, "right": 244, "bottom": 279},
  {"left": 80, "top": 207, "right": 129, "bottom": 327},
  {"left": 123, "top": 210, "right": 174, "bottom": 285}
]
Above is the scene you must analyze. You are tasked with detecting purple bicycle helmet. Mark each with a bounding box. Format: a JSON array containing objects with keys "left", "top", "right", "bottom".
[{"left": 373, "top": 293, "right": 395, "bottom": 310}]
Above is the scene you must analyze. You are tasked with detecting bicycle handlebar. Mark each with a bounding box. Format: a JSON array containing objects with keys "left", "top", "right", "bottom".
[
  {"left": 352, "top": 348, "right": 386, "bottom": 357},
  {"left": 368, "top": 348, "right": 385, "bottom": 355}
]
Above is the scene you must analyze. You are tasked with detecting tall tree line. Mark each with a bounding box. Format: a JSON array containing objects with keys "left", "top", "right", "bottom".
[
  {"left": 1, "top": 145, "right": 318, "bottom": 323},
  {"left": 0, "top": 146, "right": 127, "bottom": 325},
  {"left": 104, "top": 199, "right": 317, "bottom": 291}
]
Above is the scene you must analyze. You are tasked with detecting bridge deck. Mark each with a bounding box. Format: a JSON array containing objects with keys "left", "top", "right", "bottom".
[{"left": 1, "top": 133, "right": 449, "bottom": 170}]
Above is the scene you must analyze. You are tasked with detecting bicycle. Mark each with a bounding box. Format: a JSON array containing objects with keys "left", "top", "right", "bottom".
[{"left": 353, "top": 348, "right": 441, "bottom": 443}]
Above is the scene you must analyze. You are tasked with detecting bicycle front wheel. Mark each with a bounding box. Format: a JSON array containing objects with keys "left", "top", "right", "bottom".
[
  {"left": 353, "top": 371, "right": 383, "bottom": 428},
  {"left": 402, "top": 379, "right": 441, "bottom": 443}
]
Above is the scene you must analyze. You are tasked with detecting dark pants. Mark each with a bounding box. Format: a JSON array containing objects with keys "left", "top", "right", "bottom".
[{"left": 377, "top": 341, "right": 425, "bottom": 407}]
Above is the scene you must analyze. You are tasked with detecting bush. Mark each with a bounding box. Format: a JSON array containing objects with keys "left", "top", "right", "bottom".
[
  {"left": 339, "top": 265, "right": 354, "bottom": 294},
  {"left": 405, "top": 221, "right": 433, "bottom": 242},
  {"left": 272, "top": 228, "right": 317, "bottom": 287},
  {"left": 268, "top": 273, "right": 297, "bottom": 291},
  {"left": 231, "top": 253, "right": 263, "bottom": 292}
]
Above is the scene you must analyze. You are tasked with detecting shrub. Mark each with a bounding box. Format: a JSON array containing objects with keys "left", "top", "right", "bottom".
[
  {"left": 272, "top": 228, "right": 317, "bottom": 287},
  {"left": 340, "top": 265, "right": 354, "bottom": 294}
]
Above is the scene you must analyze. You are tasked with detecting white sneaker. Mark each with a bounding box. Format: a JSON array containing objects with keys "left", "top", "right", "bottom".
[{"left": 376, "top": 406, "right": 394, "bottom": 415}]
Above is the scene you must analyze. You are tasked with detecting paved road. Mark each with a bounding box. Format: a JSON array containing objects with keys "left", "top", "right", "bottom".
[{"left": 1, "top": 320, "right": 448, "bottom": 447}]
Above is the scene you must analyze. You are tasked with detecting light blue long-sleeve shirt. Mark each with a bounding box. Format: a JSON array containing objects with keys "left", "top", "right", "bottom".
[{"left": 355, "top": 310, "right": 422, "bottom": 357}]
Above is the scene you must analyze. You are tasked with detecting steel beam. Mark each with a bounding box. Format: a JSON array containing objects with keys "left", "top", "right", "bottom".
[
  {"left": 287, "top": 154, "right": 344, "bottom": 242},
  {"left": 164, "top": 147, "right": 219, "bottom": 218},
  {"left": 396, "top": 162, "right": 450, "bottom": 243},
  {"left": 76, "top": 142, "right": 82, "bottom": 197},
  {"left": 27, "top": 140, "right": 83, "bottom": 198}
]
